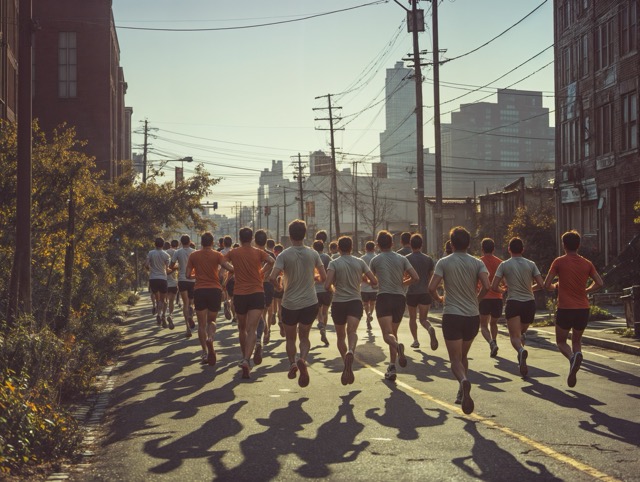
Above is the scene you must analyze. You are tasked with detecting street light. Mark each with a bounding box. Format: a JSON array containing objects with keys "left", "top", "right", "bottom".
[{"left": 161, "top": 156, "right": 193, "bottom": 184}]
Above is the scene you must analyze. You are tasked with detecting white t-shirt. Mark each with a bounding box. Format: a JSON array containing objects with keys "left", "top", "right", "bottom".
[
  {"left": 171, "top": 246, "right": 196, "bottom": 282},
  {"left": 434, "top": 252, "right": 488, "bottom": 317},
  {"left": 274, "top": 245, "right": 323, "bottom": 310},
  {"left": 147, "top": 249, "right": 170, "bottom": 280}
]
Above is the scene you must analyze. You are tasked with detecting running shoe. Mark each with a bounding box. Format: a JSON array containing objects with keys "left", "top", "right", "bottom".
[
  {"left": 397, "top": 343, "right": 407, "bottom": 368},
  {"left": 518, "top": 348, "right": 528, "bottom": 377},
  {"left": 287, "top": 362, "right": 298, "bottom": 380},
  {"left": 185, "top": 330, "right": 192, "bottom": 339},
  {"left": 254, "top": 344, "right": 263, "bottom": 366},
  {"left": 489, "top": 340, "right": 499, "bottom": 358},
  {"left": 366, "top": 320, "right": 372, "bottom": 331},
  {"left": 411, "top": 340, "right": 420, "bottom": 349},
  {"left": 167, "top": 315, "right": 175, "bottom": 330},
  {"left": 156, "top": 314, "right": 161, "bottom": 326},
  {"left": 232, "top": 317, "right": 237, "bottom": 324},
  {"left": 384, "top": 365, "right": 397, "bottom": 382},
  {"left": 223, "top": 301, "right": 232, "bottom": 320},
  {"left": 428, "top": 326, "right": 439, "bottom": 351},
  {"left": 200, "top": 352, "right": 208, "bottom": 364},
  {"left": 152, "top": 305, "right": 157, "bottom": 315},
  {"left": 297, "top": 359, "right": 310, "bottom": 388},
  {"left": 241, "top": 359, "right": 251, "bottom": 379},
  {"left": 461, "top": 379, "right": 474, "bottom": 414},
  {"left": 206, "top": 339, "right": 216, "bottom": 366},
  {"left": 161, "top": 316, "right": 167, "bottom": 328},
  {"left": 341, "top": 352, "right": 355, "bottom": 385},
  {"left": 455, "top": 387, "right": 463, "bottom": 405},
  {"left": 367, "top": 313, "right": 373, "bottom": 323},
  {"left": 567, "top": 352, "right": 583, "bottom": 388},
  {"left": 188, "top": 318, "right": 196, "bottom": 329},
  {"left": 320, "top": 329, "right": 329, "bottom": 347}
]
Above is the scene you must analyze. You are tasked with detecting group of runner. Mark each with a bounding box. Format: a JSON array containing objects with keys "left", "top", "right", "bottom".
[{"left": 146, "top": 220, "right": 603, "bottom": 415}]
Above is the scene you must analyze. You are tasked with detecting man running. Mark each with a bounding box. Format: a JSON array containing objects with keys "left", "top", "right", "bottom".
[
  {"left": 313, "top": 239, "right": 333, "bottom": 346},
  {"left": 272, "top": 243, "right": 285, "bottom": 335},
  {"left": 226, "top": 228, "right": 274, "bottom": 379},
  {"left": 544, "top": 230, "right": 603, "bottom": 387},
  {"left": 146, "top": 237, "right": 170, "bottom": 327},
  {"left": 428, "top": 227, "right": 490, "bottom": 415},
  {"left": 186, "top": 232, "right": 234, "bottom": 366},
  {"left": 220, "top": 235, "right": 234, "bottom": 321},
  {"left": 360, "top": 241, "right": 378, "bottom": 330},
  {"left": 269, "top": 220, "right": 326, "bottom": 388},
  {"left": 491, "top": 237, "right": 545, "bottom": 378},
  {"left": 396, "top": 231, "right": 412, "bottom": 256},
  {"left": 252, "top": 229, "right": 276, "bottom": 365},
  {"left": 325, "top": 236, "right": 377, "bottom": 385},
  {"left": 405, "top": 234, "right": 438, "bottom": 350},
  {"left": 479, "top": 238, "right": 503, "bottom": 358},
  {"left": 369, "top": 230, "right": 419, "bottom": 382},
  {"left": 165, "top": 240, "right": 179, "bottom": 330},
  {"left": 329, "top": 241, "right": 340, "bottom": 259},
  {"left": 170, "top": 235, "right": 196, "bottom": 338}
]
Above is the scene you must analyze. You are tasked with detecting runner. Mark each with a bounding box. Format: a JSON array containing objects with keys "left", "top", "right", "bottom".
[
  {"left": 272, "top": 243, "right": 285, "bottom": 336},
  {"left": 226, "top": 227, "right": 274, "bottom": 379},
  {"left": 169, "top": 234, "right": 196, "bottom": 338},
  {"left": 253, "top": 229, "right": 277, "bottom": 367},
  {"left": 396, "top": 231, "right": 412, "bottom": 256},
  {"left": 360, "top": 241, "right": 378, "bottom": 330},
  {"left": 405, "top": 234, "right": 438, "bottom": 350},
  {"left": 269, "top": 220, "right": 326, "bottom": 388},
  {"left": 369, "top": 230, "right": 419, "bottom": 382},
  {"left": 266, "top": 238, "right": 278, "bottom": 326},
  {"left": 491, "top": 237, "right": 545, "bottom": 378},
  {"left": 325, "top": 236, "right": 377, "bottom": 385},
  {"left": 428, "top": 227, "right": 490, "bottom": 414},
  {"left": 220, "top": 235, "right": 234, "bottom": 321},
  {"left": 186, "top": 232, "right": 234, "bottom": 366},
  {"left": 479, "top": 238, "right": 503, "bottom": 358},
  {"left": 165, "top": 240, "right": 179, "bottom": 330},
  {"left": 313, "top": 239, "right": 333, "bottom": 346},
  {"left": 329, "top": 241, "right": 340, "bottom": 259},
  {"left": 315, "top": 230, "right": 328, "bottom": 248},
  {"left": 544, "top": 230, "right": 603, "bottom": 387},
  {"left": 146, "top": 237, "right": 170, "bottom": 327}
]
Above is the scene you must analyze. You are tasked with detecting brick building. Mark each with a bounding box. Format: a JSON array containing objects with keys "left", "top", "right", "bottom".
[
  {"left": 33, "top": 0, "right": 132, "bottom": 180},
  {"left": 0, "top": 0, "right": 18, "bottom": 122},
  {"left": 554, "top": 0, "right": 639, "bottom": 264}
]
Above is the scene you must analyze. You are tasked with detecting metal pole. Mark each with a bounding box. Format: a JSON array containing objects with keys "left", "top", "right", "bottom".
[
  {"left": 432, "top": 0, "right": 444, "bottom": 254},
  {"left": 297, "top": 153, "right": 305, "bottom": 220}
]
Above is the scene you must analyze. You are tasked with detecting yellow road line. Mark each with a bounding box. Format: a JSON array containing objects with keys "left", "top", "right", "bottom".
[{"left": 361, "top": 361, "right": 621, "bottom": 482}]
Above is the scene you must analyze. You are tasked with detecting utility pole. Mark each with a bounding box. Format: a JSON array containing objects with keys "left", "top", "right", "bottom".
[
  {"left": 295, "top": 153, "right": 305, "bottom": 220},
  {"left": 314, "top": 94, "right": 343, "bottom": 238},
  {"left": 282, "top": 187, "right": 287, "bottom": 232},
  {"left": 252, "top": 201, "right": 255, "bottom": 229},
  {"left": 142, "top": 119, "right": 149, "bottom": 183},
  {"left": 353, "top": 161, "right": 359, "bottom": 253},
  {"left": 431, "top": 0, "right": 444, "bottom": 254}
]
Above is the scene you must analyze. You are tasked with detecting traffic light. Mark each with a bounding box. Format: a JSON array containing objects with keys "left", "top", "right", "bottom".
[{"left": 212, "top": 202, "right": 218, "bottom": 210}]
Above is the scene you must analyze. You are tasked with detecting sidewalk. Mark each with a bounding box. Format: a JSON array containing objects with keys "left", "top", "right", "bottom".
[{"left": 427, "top": 306, "right": 640, "bottom": 356}]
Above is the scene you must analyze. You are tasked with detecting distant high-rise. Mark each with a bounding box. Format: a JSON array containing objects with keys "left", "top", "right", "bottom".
[{"left": 379, "top": 62, "right": 416, "bottom": 180}]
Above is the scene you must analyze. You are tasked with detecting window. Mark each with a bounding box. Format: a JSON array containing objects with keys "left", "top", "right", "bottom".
[
  {"left": 620, "top": 1, "right": 638, "bottom": 56},
  {"left": 561, "top": 118, "right": 581, "bottom": 165},
  {"left": 58, "top": 32, "right": 77, "bottom": 98},
  {"left": 595, "top": 19, "right": 614, "bottom": 70},
  {"left": 580, "top": 34, "right": 589, "bottom": 77},
  {"left": 595, "top": 103, "right": 613, "bottom": 156},
  {"left": 622, "top": 92, "right": 638, "bottom": 150}
]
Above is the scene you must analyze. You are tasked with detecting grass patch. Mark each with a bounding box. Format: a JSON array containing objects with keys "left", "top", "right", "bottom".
[{"left": 611, "top": 328, "right": 636, "bottom": 338}]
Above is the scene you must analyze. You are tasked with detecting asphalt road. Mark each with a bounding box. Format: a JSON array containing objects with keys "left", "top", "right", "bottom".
[{"left": 77, "top": 298, "right": 640, "bottom": 481}]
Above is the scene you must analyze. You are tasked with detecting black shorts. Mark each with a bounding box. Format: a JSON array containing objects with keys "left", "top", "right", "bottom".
[
  {"left": 375, "top": 293, "right": 406, "bottom": 324},
  {"left": 194, "top": 288, "right": 222, "bottom": 312},
  {"left": 406, "top": 293, "right": 432, "bottom": 307},
  {"left": 505, "top": 299, "right": 536, "bottom": 324},
  {"left": 331, "top": 300, "right": 364, "bottom": 325},
  {"left": 167, "top": 286, "right": 178, "bottom": 294},
  {"left": 361, "top": 292, "right": 377, "bottom": 302},
  {"left": 149, "top": 279, "right": 168, "bottom": 294},
  {"left": 442, "top": 314, "right": 480, "bottom": 341},
  {"left": 556, "top": 308, "right": 590, "bottom": 331},
  {"left": 226, "top": 278, "right": 235, "bottom": 297},
  {"left": 233, "top": 292, "right": 265, "bottom": 315},
  {"left": 273, "top": 289, "right": 284, "bottom": 299},
  {"left": 263, "top": 282, "right": 274, "bottom": 306},
  {"left": 282, "top": 303, "right": 319, "bottom": 326},
  {"left": 316, "top": 291, "right": 333, "bottom": 307},
  {"left": 178, "top": 281, "right": 195, "bottom": 299},
  {"left": 479, "top": 298, "right": 503, "bottom": 318}
]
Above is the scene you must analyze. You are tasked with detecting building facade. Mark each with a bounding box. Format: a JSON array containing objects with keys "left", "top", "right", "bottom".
[
  {"left": 0, "top": 0, "right": 18, "bottom": 123},
  {"left": 554, "top": 0, "right": 639, "bottom": 264}
]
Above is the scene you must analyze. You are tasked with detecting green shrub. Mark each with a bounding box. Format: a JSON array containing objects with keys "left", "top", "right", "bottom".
[{"left": 589, "top": 305, "right": 615, "bottom": 321}]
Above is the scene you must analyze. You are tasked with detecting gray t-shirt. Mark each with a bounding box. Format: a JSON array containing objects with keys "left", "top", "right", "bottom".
[
  {"left": 171, "top": 246, "right": 195, "bottom": 282},
  {"left": 328, "top": 255, "right": 370, "bottom": 303},
  {"left": 166, "top": 249, "right": 178, "bottom": 287},
  {"left": 360, "top": 251, "right": 378, "bottom": 293},
  {"left": 434, "top": 252, "right": 488, "bottom": 317},
  {"left": 315, "top": 253, "right": 332, "bottom": 293},
  {"left": 274, "top": 245, "right": 323, "bottom": 310},
  {"left": 397, "top": 246, "right": 412, "bottom": 256},
  {"left": 369, "top": 251, "right": 413, "bottom": 296},
  {"left": 406, "top": 251, "right": 435, "bottom": 295},
  {"left": 495, "top": 256, "right": 541, "bottom": 302},
  {"left": 147, "top": 249, "right": 170, "bottom": 280}
]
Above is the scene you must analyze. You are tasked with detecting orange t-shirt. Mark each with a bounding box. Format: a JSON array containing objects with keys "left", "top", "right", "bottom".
[
  {"left": 480, "top": 254, "right": 503, "bottom": 300},
  {"left": 225, "top": 245, "right": 270, "bottom": 295},
  {"left": 548, "top": 254, "right": 597, "bottom": 309},
  {"left": 185, "top": 248, "right": 224, "bottom": 290}
]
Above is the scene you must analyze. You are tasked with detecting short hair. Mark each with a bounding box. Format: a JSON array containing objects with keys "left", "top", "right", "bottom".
[
  {"left": 223, "top": 236, "right": 233, "bottom": 248},
  {"left": 508, "top": 237, "right": 524, "bottom": 254},
  {"left": 410, "top": 233, "right": 423, "bottom": 250},
  {"left": 315, "top": 230, "right": 328, "bottom": 243},
  {"left": 274, "top": 244, "right": 284, "bottom": 254},
  {"left": 401, "top": 232, "right": 411, "bottom": 245},
  {"left": 289, "top": 219, "right": 307, "bottom": 241},
  {"left": 180, "top": 234, "right": 191, "bottom": 246},
  {"left": 444, "top": 240, "right": 452, "bottom": 255},
  {"left": 163, "top": 241, "right": 171, "bottom": 250},
  {"left": 201, "top": 232, "right": 214, "bottom": 247},
  {"left": 155, "top": 237, "right": 165, "bottom": 248},
  {"left": 562, "top": 230, "right": 581, "bottom": 251},
  {"left": 266, "top": 238, "right": 275, "bottom": 250},
  {"left": 239, "top": 227, "right": 253, "bottom": 243},
  {"left": 255, "top": 229, "right": 267, "bottom": 247},
  {"left": 329, "top": 241, "right": 338, "bottom": 252},
  {"left": 218, "top": 237, "right": 224, "bottom": 247},
  {"left": 338, "top": 236, "right": 352, "bottom": 253},
  {"left": 376, "top": 230, "right": 393, "bottom": 250},
  {"left": 365, "top": 241, "right": 375, "bottom": 252},
  {"left": 190, "top": 242, "right": 196, "bottom": 248},
  {"left": 312, "top": 240, "right": 324, "bottom": 253},
  {"left": 481, "top": 238, "right": 495, "bottom": 254},
  {"left": 449, "top": 226, "right": 470, "bottom": 251},
  {"left": 171, "top": 239, "right": 179, "bottom": 248}
]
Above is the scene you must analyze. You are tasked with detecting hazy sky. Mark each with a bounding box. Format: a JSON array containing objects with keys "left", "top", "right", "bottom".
[{"left": 112, "top": 0, "right": 555, "bottom": 217}]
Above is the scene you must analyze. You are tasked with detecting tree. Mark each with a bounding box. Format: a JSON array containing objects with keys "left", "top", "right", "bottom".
[
  {"left": 635, "top": 201, "right": 640, "bottom": 224},
  {"left": 342, "top": 174, "right": 395, "bottom": 239},
  {"left": 504, "top": 204, "right": 556, "bottom": 274}
]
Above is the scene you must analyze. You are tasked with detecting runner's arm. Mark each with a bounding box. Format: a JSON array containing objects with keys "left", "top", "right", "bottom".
[
  {"left": 403, "top": 267, "right": 419, "bottom": 286},
  {"left": 490, "top": 275, "right": 503, "bottom": 293},
  {"left": 477, "top": 272, "right": 490, "bottom": 301},
  {"left": 532, "top": 274, "right": 545, "bottom": 291},
  {"left": 324, "top": 269, "right": 335, "bottom": 291},
  {"left": 269, "top": 267, "right": 283, "bottom": 285},
  {"left": 428, "top": 274, "right": 444, "bottom": 304},
  {"left": 365, "top": 270, "right": 378, "bottom": 288},
  {"left": 586, "top": 270, "right": 604, "bottom": 295},
  {"left": 543, "top": 266, "right": 557, "bottom": 291}
]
